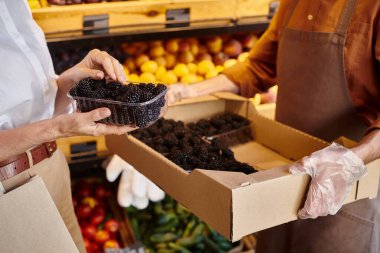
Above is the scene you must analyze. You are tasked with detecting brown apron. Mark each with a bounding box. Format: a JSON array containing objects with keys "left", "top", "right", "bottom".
[{"left": 256, "top": 0, "right": 380, "bottom": 252}]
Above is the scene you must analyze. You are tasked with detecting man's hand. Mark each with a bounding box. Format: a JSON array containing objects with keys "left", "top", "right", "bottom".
[
  {"left": 290, "top": 143, "right": 367, "bottom": 219},
  {"left": 166, "top": 74, "right": 239, "bottom": 105}
]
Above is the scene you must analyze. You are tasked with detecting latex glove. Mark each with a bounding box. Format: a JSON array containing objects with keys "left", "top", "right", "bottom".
[
  {"left": 166, "top": 83, "right": 197, "bottom": 105},
  {"left": 105, "top": 155, "right": 165, "bottom": 209},
  {"left": 289, "top": 143, "right": 367, "bottom": 219}
]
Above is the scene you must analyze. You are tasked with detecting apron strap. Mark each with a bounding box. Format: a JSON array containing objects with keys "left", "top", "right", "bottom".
[{"left": 336, "top": 0, "right": 358, "bottom": 35}]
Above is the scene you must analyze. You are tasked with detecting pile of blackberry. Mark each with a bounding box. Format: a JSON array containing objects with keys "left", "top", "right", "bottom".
[
  {"left": 187, "top": 113, "right": 251, "bottom": 136},
  {"left": 131, "top": 118, "right": 256, "bottom": 174},
  {"left": 69, "top": 78, "right": 167, "bottom": 127}
]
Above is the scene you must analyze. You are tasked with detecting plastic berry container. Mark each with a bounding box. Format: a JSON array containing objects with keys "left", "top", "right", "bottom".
[{"left": 67, "top": 87, "right": 168, "bottom": 128}]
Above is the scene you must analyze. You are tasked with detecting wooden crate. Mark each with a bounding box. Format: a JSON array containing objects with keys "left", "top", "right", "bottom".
[
  {"left": 236, "top": 0, "right": 272, "bottom": 21},
  {"left": 32, "top": 0, "right": 235, "bottom": 36}
]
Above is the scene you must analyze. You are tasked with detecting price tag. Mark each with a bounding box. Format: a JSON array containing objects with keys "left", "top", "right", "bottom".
[
  {"left": 269, "top": 1, "right": 280, "bottom": 19},
  {"left": 83, "top": 14, "right": 109, "bottom": 35},
  {"left": 105, "top": 243, "right": 146, "bottom": 253},
  {"left": 166, "top": 8, "right": 190, "bottom": 28}
]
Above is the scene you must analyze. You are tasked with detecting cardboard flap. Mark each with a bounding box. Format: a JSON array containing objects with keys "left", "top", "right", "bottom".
[
  {"left": 165, "top": 98, "right": 225, "bottom": 123},
  {"left": 169, "top": 95, "right": 219, "bottom": 107},
  {"left": 248, "top": 108, "right": 328, "bottom": 160},
  {"left": 212, "top": 92, "right": 248, "bottom": 102},
  {"left": 334, "top": 136, "right": 357, "bottom": 148}
]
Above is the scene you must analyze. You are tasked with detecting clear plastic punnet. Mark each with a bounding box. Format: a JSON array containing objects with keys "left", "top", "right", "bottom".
[{"left": 68, "top": 87, "right": 168, "bottom": 128}]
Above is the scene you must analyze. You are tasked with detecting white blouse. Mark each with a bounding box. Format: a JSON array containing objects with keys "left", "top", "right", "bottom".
[{"left": 0, "top": 0, "right": 57, "bottom": 130}]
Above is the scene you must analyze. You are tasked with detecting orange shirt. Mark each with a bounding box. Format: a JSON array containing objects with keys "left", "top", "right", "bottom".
[{"left": 223, "top": 0, "right": 380, "bottom": 130}]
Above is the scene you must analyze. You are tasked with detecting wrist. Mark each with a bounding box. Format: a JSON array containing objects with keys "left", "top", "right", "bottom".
[{"left": 351, "top": 129, "right": 380, "bottom": 164}]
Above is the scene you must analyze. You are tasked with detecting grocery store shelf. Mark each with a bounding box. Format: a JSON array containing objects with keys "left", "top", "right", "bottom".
[
  {"left": 46, "top": 17, "right": 270, "bottom": 49},
  {"left": 32, "top": 0, "right": 271, "bottom": 49}
]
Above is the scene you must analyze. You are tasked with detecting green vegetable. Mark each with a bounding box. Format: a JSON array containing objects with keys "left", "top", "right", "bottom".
[
  {"left": 168, "top": 242, "right": 193, "bottom": 253},
  {"left": 150, "top": 233, "right": 179, "bottom": 243}
]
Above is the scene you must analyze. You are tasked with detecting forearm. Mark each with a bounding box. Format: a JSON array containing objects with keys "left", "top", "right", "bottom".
[
  {"left": 190, "top": 74, "right": 239, "bottom": 96},
  {"left": 351, "top": 129, "right": 380, "bottom": 164},
  {"left": 0, "top": 118, "right": 60, "bottom": 161}
]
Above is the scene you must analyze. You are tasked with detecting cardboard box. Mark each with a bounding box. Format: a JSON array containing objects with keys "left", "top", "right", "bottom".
[
  {"left": 0, "top": 176, "right": 78, "bottom": 253},
  {"left": 106, "top": 93, "right": 380, "bottom": 242}
]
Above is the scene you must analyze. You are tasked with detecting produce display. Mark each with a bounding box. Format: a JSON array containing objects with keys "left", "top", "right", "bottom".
[
  {"left": 72, "top": 179, "right": 133, "bottom": 253},
  {"left": 50, "top": 34, "right": 257, "bottom": 85},
  {"left": 68, "top": 78, "right": 167, "bottom": 127},
  {"left": 126, "top": 196, "right": 239, "bottom": 253},
  {"left": 131, "top": 117, "right": 256, "bottom": 174}
]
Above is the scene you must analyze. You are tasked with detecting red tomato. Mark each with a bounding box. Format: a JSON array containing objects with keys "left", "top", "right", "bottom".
[
  {"left": 93, "top": 206, "right": 106, "bottom": 216},
  {"left": 72, "top": 197, "right": 78, "bottom": 208},
  {"left": 95, "top": 230, "right": 110, "bottom": 245},
  {"left": 95, "top": 185, "right": 111, "bottom": 199},
  {"left": 76, "top": 204, "right": 92, "bottom": 219},
  {"left": 83, "top": 237, "right": 91, "bottom": 251},
  {"left": 105, "top": 219, "right": 120, "bottom": 233},
  {"left": 90, "top": 212, "right": 105, "bottom": 226},
  {"left": 103, "top": 239, "right": 120, "bottom": 249},
  {"left": 81, "top": 224, "right": 97, "bottom": 239},
  {"left": 77, "top": 186, "right": 91, "bottom": 198}
]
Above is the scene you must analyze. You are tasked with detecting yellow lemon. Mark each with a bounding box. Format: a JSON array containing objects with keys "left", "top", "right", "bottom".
[
  {"left": 223, "top": 59, "right": 238, "bottom": 69},
  {"left": 197, "top": 60, "right": 215, "bottom": 75},
  {"left": 123, "top": 65, "right": 130, "bottom": 76},
  {"left": 196, "top": 75, "right": 204, "bottom": 82},
  {"left": 173, "top": 63, "right": 189, "bottom": 78},
  {"left": 140, "top": 72, "right": 156, "bottom": 83},
  {"left": 141, "top": 60, "right": 158, "bottom": 73},
  {"left": 161, "top": 71, "right": 178, "bottom": 85},
  {"left": 155, "top": 66, "right": 167, "bottom": 81},
  {"left": 128, "top": 73, "right": 140, "bottom": 83},
  {"left": 238, "top": 52, "right": 250, "bottom": 62},
  {"left": 215, "top": 65, "right": 224, "bottom": 73},
  {"left": 187, "top": 63, "right": 197, "bottom": 74},
  {"left": 180, "top": 74, "right": 198, "bottom": 84},
  {"left": 205, "top": 70, "right": 219, "bottom": 79}
]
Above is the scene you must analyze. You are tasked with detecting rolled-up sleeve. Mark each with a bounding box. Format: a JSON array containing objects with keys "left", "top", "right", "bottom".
[{"left": 223, "top": 2, "right": 287, "bottom": 98}]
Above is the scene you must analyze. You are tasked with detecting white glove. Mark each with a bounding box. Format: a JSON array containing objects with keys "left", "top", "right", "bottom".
[
  {"left": 289, "top": 143, "right": 367, "bottom": 219},
  {"left": 166, "top": 83, "right": 197, "bottom": 105},
  {"left": 105, "top": 155, "right": 165, "bottom": 209}
]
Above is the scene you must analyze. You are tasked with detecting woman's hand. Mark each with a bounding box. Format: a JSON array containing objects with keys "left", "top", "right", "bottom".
[
  {"left": 58, "top": 49, "right": 126, "bottom": 87},
  {"left": 55, "top": 49, "right": 126, "bottom": 115},
  {"left": 54, "top": 107, "right": 136, "bottom": 137}
]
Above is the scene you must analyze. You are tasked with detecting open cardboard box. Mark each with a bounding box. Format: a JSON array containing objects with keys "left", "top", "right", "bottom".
[{"left": 106, "top": 92, "right": 380, "bottom": 241}]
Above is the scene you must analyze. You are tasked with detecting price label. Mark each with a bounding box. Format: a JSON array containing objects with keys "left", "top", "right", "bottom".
[
  {"left": 166, "top": 8, "right": 190, "bottom": 28},
  {"left": 105, "top": 243, "right": 146, "bottom": 253},
  {"left": 269, "top": 1, "right": 280, "bottom": 19},
  {"left": 83, "top": 14, "right": 109, "bottom": 35}
]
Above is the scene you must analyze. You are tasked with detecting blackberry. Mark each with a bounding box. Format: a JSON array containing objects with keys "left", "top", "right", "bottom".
[{"left": 155, "top": 84, "right": 167, "bottom": 95}]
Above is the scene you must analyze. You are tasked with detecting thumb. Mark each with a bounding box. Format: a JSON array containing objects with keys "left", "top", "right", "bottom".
[
  {"left": 289, "top": 159, "right": 312, "bottom": 176},
  {"left": 84, "top": 107, "right": 111, "bottom": 122}
]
